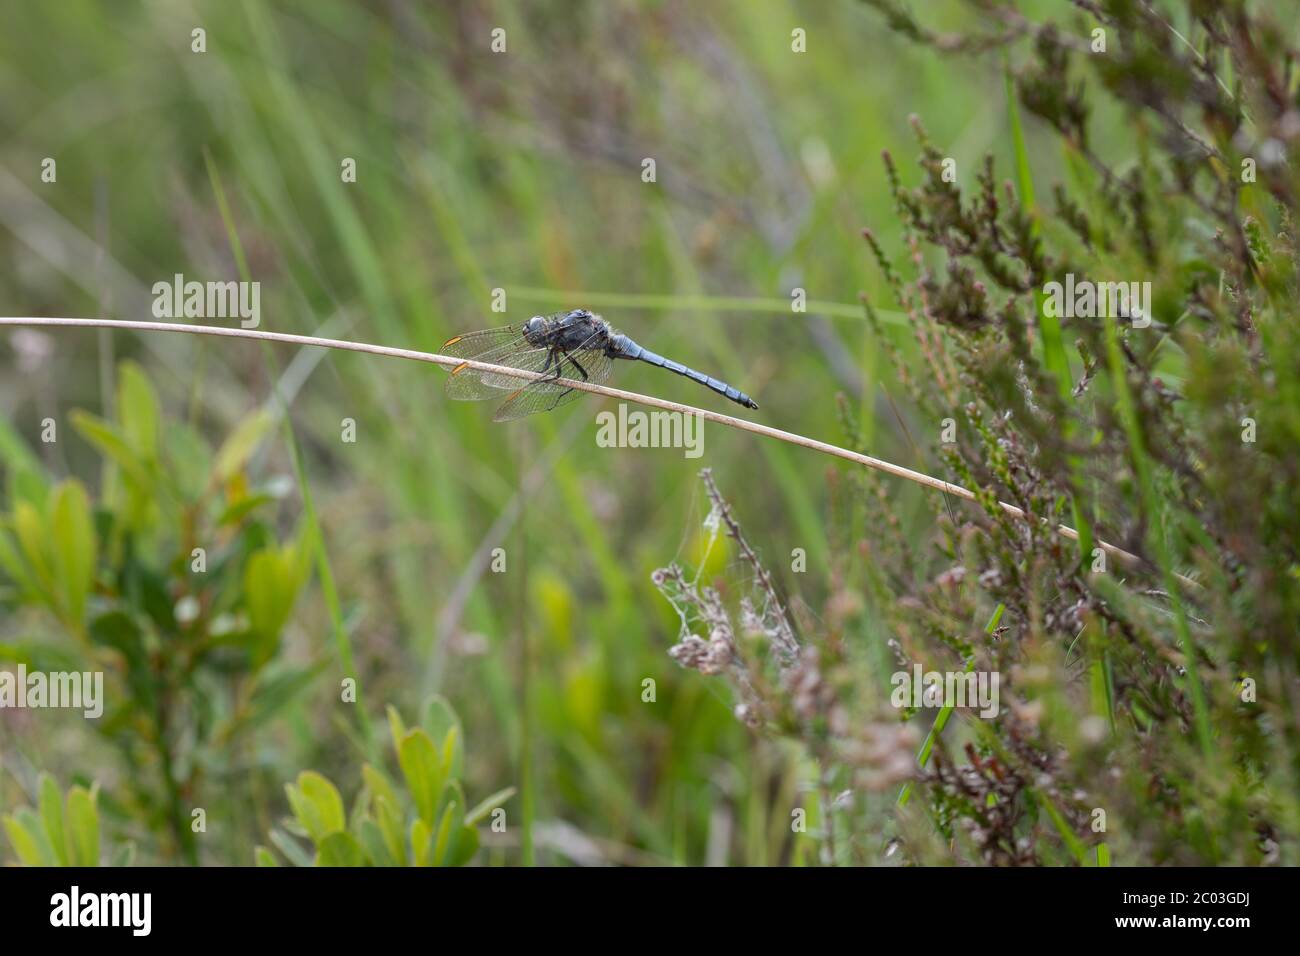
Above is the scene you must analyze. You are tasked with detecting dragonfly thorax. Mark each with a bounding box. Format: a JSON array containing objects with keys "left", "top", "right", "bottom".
[{"left": 525, "top": 309, "right": 613, "bottom": 354}]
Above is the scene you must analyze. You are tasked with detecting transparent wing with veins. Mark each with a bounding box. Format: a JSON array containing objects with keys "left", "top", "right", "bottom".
[{"left": 439, "top": 324, "right": 614, "bottom": 417}]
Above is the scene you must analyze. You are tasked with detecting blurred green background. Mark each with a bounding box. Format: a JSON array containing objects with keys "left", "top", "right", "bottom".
[{"left": 0, "top": 0, "right": 1073, "bottom": 865}]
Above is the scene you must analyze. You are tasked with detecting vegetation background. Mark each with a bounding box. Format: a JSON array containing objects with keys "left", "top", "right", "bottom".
[{"left": 1, "top": 0, "right": 1296, "bottom": 866}]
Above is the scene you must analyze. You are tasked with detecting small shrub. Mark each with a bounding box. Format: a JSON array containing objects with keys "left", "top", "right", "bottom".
[{"left": 258, "top": 699, "right": 513, "bottom": 867}]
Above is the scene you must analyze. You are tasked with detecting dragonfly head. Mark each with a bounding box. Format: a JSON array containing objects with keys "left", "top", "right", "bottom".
[{"left": 522, "top": 315, "right": 547, "bottom": 342}]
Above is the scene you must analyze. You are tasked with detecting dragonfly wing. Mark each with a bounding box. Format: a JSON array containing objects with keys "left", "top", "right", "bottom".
[
  {"left": 441, "top": 326, "right": 531, "bottom": 400},
  {"left": 445, "top": 346, "right": 555, "bottom": 401},
  {"left": 490, "top": 346, "right": 615, "bottom": 421},
  {"left": 491, "top": 380, "right": 589, "bottom": 421},
  {"left": 440, "top": 326, "right": 526, "bottom": 360}
]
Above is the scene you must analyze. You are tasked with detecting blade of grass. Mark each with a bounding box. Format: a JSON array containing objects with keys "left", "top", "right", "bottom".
[
  {"left": 897, "top": 602, "right": 1005, "bottom": 807},
  {"left": 1101, "top": 312, "right": 1213, "bottom": 758}
]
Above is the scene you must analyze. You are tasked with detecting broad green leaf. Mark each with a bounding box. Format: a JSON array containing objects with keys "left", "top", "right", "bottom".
[
  {"left": 244, "top": 546, "right": 306, "bottom": 666},
  {"left": 410, "top": 818, "right": 433, "bottom": 867},
  {"left": 4, "top": 809, "right": 58, "bottom": 866},
  {"left": 445, "top": 826, "right": 479, "bottom": 868},
  {"left": 356, "top": 817, "right": 397, "bottom": 867},
  {"left": 374, "top": 795, "right": 407, "bottom": 866},
  {"left": 0, "top": 526, "right": 40, "bottom": 597},
  {"left": 422, "top": 695, "right": 463, "bottom": 779},
  {"left": 164, "top": 423, "right": 212, "bottom": 500},
  {"left": 397, "top": 728, "right": 444, "bottom": 825},
  {"left": 69, "top": 412, "right": 153, "bottom": 488},
  {"left": 8, "top": 464, "right": 47, "bottom": 512},
  {"left": 117, "top": 361, "right": 160, "bottom": 460},
  {"left": 0, "top": 416, "right": 42, "bottom": 476},
  {"left": 13, "top": 500, "right": 52, "bottom": 590},
  {"left": 64, "top": 785, "right": 100, "bottom": 866},
  {"left": 285, "top": 783, "right": 325, "bottom": 843},
  {"left": 296, "top": 771, "right": 345, "bottom": 837},
  {"left": 254, "top": 846, "right": 279, "bottom": 867},
  {"left": 37, "top": 774, "right": 67, "bottom": 866},
  {"left": 213, "top": 409, "right": 274, "bottom": 482},
  {"left": 316, "top": 832, "right": 364, "bottom": 867},
  {"left": 361, "top": 763, "right": 400, "bottom": 816},
  {"left": 50, "top": 480, "right": 96, "bottom": 628}
]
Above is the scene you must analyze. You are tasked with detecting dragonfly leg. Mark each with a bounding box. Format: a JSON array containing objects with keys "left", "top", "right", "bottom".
[{"left": 545, "top": 349, "right": 590, "bottom": 409}]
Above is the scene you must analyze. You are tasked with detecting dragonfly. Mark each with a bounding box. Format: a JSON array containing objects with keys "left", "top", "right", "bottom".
[{"left": 439, "top": 309, "right": 759, "bottom": 421}]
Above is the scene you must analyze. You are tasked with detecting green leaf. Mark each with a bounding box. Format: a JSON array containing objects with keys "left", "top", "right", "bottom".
[
  {"left": 361, "top": 764, "right": 400, "bottom": 817},
  {"left": 465, "top": 787, "right": 517, "bottom": 827},
  {"left": 356, "top": 817, "right": 397, "bottom": 867},
  {"left": 440, "top": 725, "right": 461, "bottom": 783},
  {"left": 117, "top": 361, "right": 160, "bottom": 461},
  {"left": 64, "top": 785, "right": 100, "bottom": 866},
  {"left": 37, "top": 774, "right": 68, "bottom": 866},
  {"left": 164, "top": 423, "right": 213, "bottom": 501},
  {"left": 295, "top": 771, "right": 346, "bottom": 839},
  {"left": 217, "top": 492, "right": 275, "bottom": 528},
  {"left": 50, "top": 480, "right": 96, "bottom": 629},
  {"left": 213, "top": 409, "right": 275, "bottom": 482},
  {"left": 0, "top": 416, "right": 43, "bottom": 477},
  {"left": 13, "top": 500, "right": 53, "bottom": 592},
  {"left": 4, "top": 809, "right": 58, "bottom": 866},
  {"left": 244, "top": 544, "right": 307, "bottom": 666},
  {"left": 432, "top": 801, "right": 458, "bottom": 867},
  {"left": 422, "top": 695, "right": 463, "bottom": 779},
  {"left": 1037, "top": 790, "right": 1089, "bottom": 864},
  {"left": 410, "top": 818, "right": 433, "bottom": 867},
  {"left": 386, "top": 704, "right": 407, "bottom": 753},
  {"left": 397, "top": 728, "right": 444, "bottom": 826},
  {"left": 430, "top": 784, "right": 477, "bottom": 867},
  {"left": 374, "top": 795, "right": 407, "bottom": 866},
  {"left": 284, "top": 783, "right": 318, "bottom": 837},
  {"left": 446, "top": 825, "right": 479, "bottom": 868},
  {"left": 435, "top": 780, "right": 466, "bottom": 836},
  {"left": 268, "top": 827, "right": 315, "bottom": 867},
  {"left": 254, "top": 846, "right": 279, "bottom": 867},
  {"left": 69, "top": 412, "right": 153, "bottom": 489},
  {"left": 899, "top": 604, "right": 1005, "bottom": 807},
  {"left": 316, "top": 832, "right": 365, "bottom": 867},
  {"left": 0, "top": 525, "right": 40, "bottom": 598}
]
